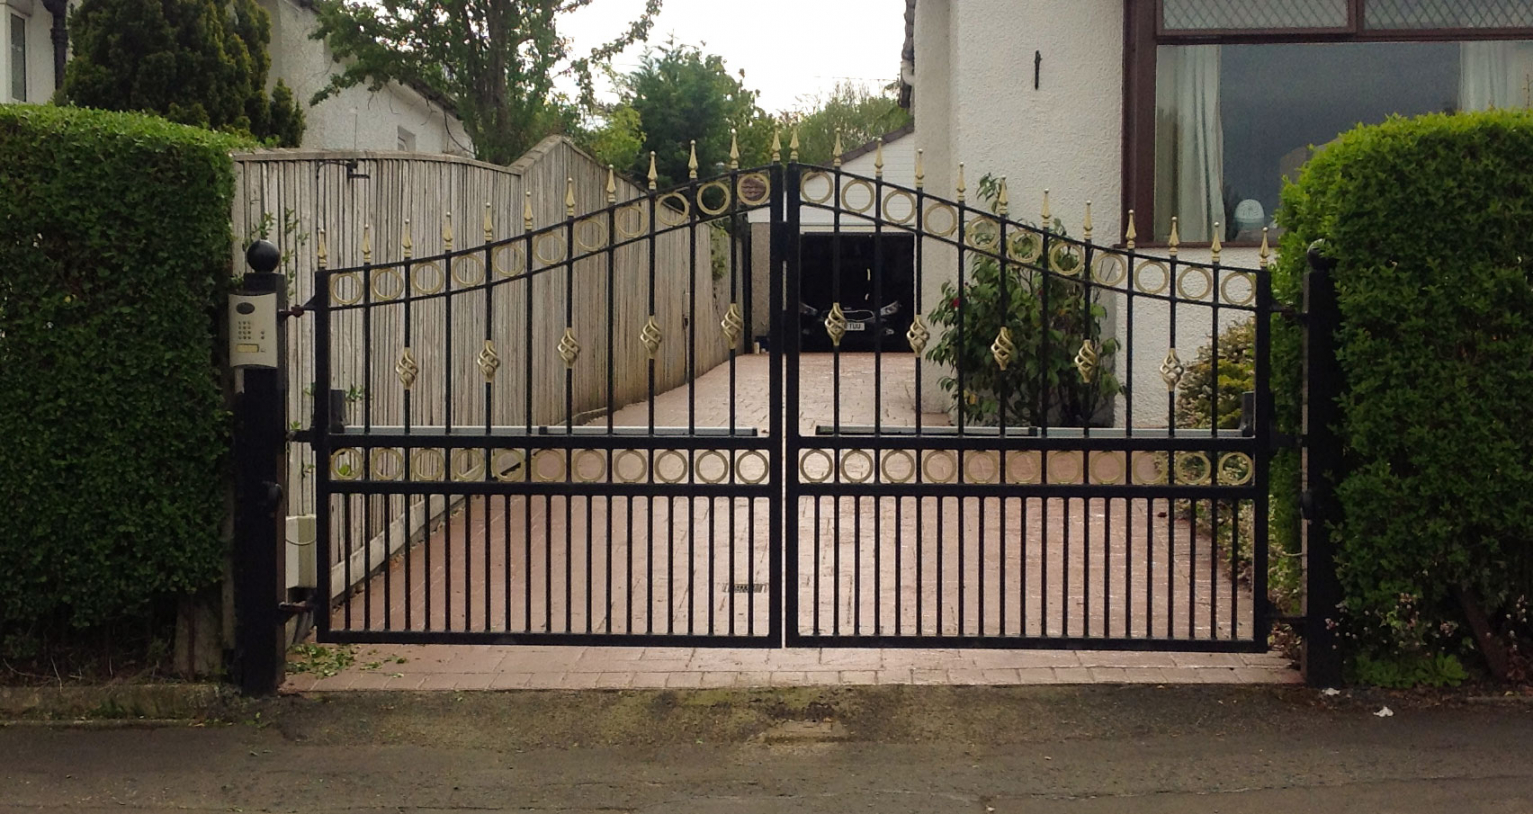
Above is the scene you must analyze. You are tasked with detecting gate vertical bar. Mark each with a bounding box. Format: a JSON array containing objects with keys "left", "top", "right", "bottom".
[
  {"left": 312, "top": 234, "right": 334, "bottom": 642},
  {"left": 1302, "top": 241, "right": 1344, "bottom": 687},
  {"left": 779, "top": 162, "right": 800, "bottom": 645}
]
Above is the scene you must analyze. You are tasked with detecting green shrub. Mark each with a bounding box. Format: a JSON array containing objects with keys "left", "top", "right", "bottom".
[
  {"left": 0, "top": 106, "right": 244, "bottom": 652},
  {"left": 1273, "top": 109, "right": 1533, "bottom": 683},
  {"left": 927, "top": 174, "right": 1122, "bottom": 426}
]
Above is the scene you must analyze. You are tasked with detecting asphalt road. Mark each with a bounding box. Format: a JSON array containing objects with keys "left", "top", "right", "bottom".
[{"left": 2, "top": 685, "right": 1530, "bottom": 813}]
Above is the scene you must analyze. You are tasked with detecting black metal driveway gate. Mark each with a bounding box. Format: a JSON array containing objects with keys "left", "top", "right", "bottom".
[{"left": 307, "top": 142, "right": 1274, "bottom": 654}]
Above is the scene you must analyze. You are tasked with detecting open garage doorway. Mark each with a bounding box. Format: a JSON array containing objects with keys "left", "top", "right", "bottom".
[{"left": 797, "top": 233, "right": 916, "bottom": 353}]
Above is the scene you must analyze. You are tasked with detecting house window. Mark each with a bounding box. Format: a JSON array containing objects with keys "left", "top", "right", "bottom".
[
  {"left": 9, "top": 13, "right": 25, "bottom": 103},
  {"left": 1124, "top": 1, "right": 1533, "bottom": 244}
]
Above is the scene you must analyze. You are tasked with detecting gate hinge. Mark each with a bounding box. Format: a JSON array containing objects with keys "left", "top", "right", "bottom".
[
  {"left": 290, "top": 428, "right": 317, "bottom": 445},
  {"left": 1268, "top": 430, "right": 1299, "bottom": 450}
]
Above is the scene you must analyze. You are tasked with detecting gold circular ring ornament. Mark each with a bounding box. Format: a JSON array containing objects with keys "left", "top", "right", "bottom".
[
  {"left": 695, "top": 450, "right": 732, "bottom": 484},
  {"left": 1008, "top": 233, "right": 1045, "bottom": 264},
  {"left": 1134, "top": 259, "right": 1170, "bottom": 295},
  {"left": 491, "top": 449, "right": 528, "bottom": 482},
  {"left": 575, "top": 217, "right": 609, "bottom": 252},
  {"left": 411, "top": 261, "right": 445, "bottom": 295},
  {"left": 880, "top": 449, "right": 918, "bottom": 484},
  {"left": 329, "top": 272, "right": 364, "bottom": 305},
  {"left": 657, "top": 192, "right": 692, "bottom": 226},
  {"left": 839, "top": 449, "right": 876, "bottom": 484},
  {"left": 1177, "top": 266, "right": 1214, "bottom": 301},
  {"left": 370, "top": 267, "right": 406, "bottom": 301},
  {"left": 737, "top": 173, "right": 772, "bottom": 207},
  {"left": 882, "top": 190, "right": 918, "bottom": 225},
  {"left": 964, "top": 216, "right": 1000, "bottom": 249},
  {"left": 410, "top": 448, "right": 447, "bottom": 482},
  {"left": 697, "top": 180, "right": 733, "bottom": 217},
  {"left": 735, "top": 450, "right": 770, "bottom": 485},
  {"left": 615, "top": 204, "right": 647, "bottom": 239},
  {"left": 331, "top": 448, "right": 364, "bottom": 480},
  {"left": 531, "top": 448, "right": 567, "bottom": 483},
  {"left": 1218, "top": 452, "right": 1255, "bottom": 486},
  {"left": 842, "top": 179, "right": 876, "bottom": 214},
  {"left": 920, "top": 449, "right": 959, "bottom": 484},
  {"left": 1220, "top": 271, "right": 1256, "bottom": 307},
  {"left": 533, "top": 233, "right": 566, "bottom": 266},
  {"left": 655, "top": 449, "right": 689, "bottom": 484},
  {"left": 451, "top": 253, "right": 485, "bottom": 287},
  {"left": 923, "top": 202, "right": 959, "bottom": 238},
  {"left": 612, "top": 449, "right": 648, "bottom": 483},
  {"left": 801, "top": 171, "right": 834, "bottom": 205},
  {"left": 800, "top": 448, "right": 835, "bottom": 484},
  {"left": 1176, "top": 452, "right": 1213, "bottom": 486},
  {"left": 1049, "top": 242, "right": 1085, "bottom": 276},
  {"left": 451, "top": 448, "right": 486, "bottom": 482},
  {"left": 573, "top": 449, "right": 608, "bottom": 483},
  {"left": 1005, "top": 450, "right": 1042, "bottom": 485},
  {"left": 370, "top": 448, "right": 406, "bottom": 481},
  {"left": 1092, "top": 253, "right": 1128, "bottom": 287},
  {"left": 1130, "top": 451, "right": 1169, "bottom": 485},
  {"left": 1046, "top": 451, "right": 1084, "bottom": 485},
  {"left": 1089, "top": 451, "right": 1125, "bottom": 485},
  {"left": 492, "top": 243, "right": 524, "bottom": 278},
  {"left": 963, "top": 450, "right": 1001, "bottom": 485}
]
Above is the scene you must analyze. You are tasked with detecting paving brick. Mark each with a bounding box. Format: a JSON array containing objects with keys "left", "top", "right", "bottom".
[
  {"left": 839, "top": 671, "right": 880, "bottom": 685},
  {"left": 1052, "top": 668, "right": 1093, "bottom": 684},
  {"left": 664, "top": 672, "right": 704, "bottom": 689},
  {"left": 596, "top": 672, "right": 636, "bottom": 689}
]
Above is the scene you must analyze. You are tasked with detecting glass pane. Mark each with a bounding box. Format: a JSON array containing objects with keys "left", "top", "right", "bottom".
[
  {"left": 10, "top": 15, "right": 25, "bottom": 103},
  {"left": 1153, "top": 41, "right": 1533, "bottom": 242},
  {"left": 1367, "top": 0, "right": 1533, "bottom": 30},
  {"left": 1162, "top": 0, "right": 1350, "bottom": 31}
]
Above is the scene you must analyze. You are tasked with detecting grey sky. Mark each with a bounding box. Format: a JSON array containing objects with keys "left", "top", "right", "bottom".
[{"left": 558, "top": 0, "right": 907, "bottom": 113}]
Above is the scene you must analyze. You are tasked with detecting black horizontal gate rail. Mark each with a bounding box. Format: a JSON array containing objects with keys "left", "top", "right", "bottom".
[{"left": 304, "top": 144, "right": 1277, "bottom": 655}]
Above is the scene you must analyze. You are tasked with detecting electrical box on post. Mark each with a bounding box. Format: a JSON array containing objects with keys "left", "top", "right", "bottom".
[{"left": 229, "top": 292, "right": 279, "bottom": 369}]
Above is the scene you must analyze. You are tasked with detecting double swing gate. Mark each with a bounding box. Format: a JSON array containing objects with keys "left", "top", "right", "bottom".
[{"left": 308, "top": 144, "right": 1275, "bottom": 653}]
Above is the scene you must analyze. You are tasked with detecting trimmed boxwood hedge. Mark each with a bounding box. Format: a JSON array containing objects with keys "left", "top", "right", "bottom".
[
  {"left": 1273, "top": 109, "right": 1533, "bottom": 685},
  {"left": 0, "top": 106, "right": 246, "bottom": 653}
]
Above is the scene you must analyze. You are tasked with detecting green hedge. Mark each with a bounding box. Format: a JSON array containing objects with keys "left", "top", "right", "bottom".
[
  {"left": 0, "top": 106, "right": 245, "bottom": 651},
  {"left": 1273, "top": 110, "right": 1533, "bottom": 684}
]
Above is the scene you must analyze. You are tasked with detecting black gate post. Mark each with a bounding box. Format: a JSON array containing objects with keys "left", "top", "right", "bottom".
[
  {"left": 1301, "top": 241, "right": 1345, "bottom": 688},
  {"left": 231, "top": 240, "right": 289, "bottom": 695}
]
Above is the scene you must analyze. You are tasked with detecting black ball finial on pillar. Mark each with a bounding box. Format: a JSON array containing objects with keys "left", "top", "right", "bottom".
[
  {"left": 1306, "top": 239, "right": 1338, "bottom": 273},
  {"left": 245, "top": 239, "right": 281, "bottom": 274}
]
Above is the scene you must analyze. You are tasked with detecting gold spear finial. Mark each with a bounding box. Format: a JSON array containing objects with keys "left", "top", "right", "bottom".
[
  {"left": 688, "top": 141, "right": 699, "bottom": 180},
  {"left": 401, "top": 219, "right": 412, "bottom": 258},
  {"left": 442, "top": 212, "right": 453, "bottom": 252},
  {"left": 565, "top": 177, "right": 576, "bottom": 218},
  {"left": 316, "top": 227, "right": 328, "bottom": 269},
  {"left": 1168, "top": 216, "right": 1180, "bottom": 257},
  {"left": 1259, "top": 227, "right": 1272, "bottom": 269},
  {"left": 1084, "top": 201, "right": 1094, "bottom": 242},
  {"left": 1041, "top": 189, "right": 1052, "bottom": 228},
  {"left": 789, "top": 128, "right": 801, "bottom": 162},
  {"left": 522, "top": 192, "right": 533, "bottom": 232},
  {"left": 1125, "top": 210, "right": 1137, "bottom": 250},
  {"left": 997, "top": 177, "right": 1010, "bottom": 217},
  {"left": 729, "top": 128, "right": 740, "bottom": 171},
  {"left": 957, "top": 162, "right": 967, "bottom": 202},
  {"left": 874, "top": 138, "right": 885, "bottom": 178},
  {"left": 647, "top": 151, "right": 658, "bottom": 190},
  {"left": 915, "top": 149, "right": 925, "bottom": 189},
  {"left": 606, "top": 165, "right": 617, "bottom": 204},
  {"left": 483, "top": 201, "right": 494, "bottom": 244},
  {"left": 1211, "top": 222, "right": 1223, "bottom": 263},
  {"left": 771, "top": 129, "right": 782, "bottom": 163},
  {"left": 832, "top": 129, "right": 844, "bottom": 168},
  {"left": 361, "top": 223, "right": 372, "bottom": 264}
]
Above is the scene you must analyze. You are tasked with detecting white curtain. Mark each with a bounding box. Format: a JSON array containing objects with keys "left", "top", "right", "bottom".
[
  {"left": 1461, "top": 42, "right": 1514, "bottom": 111},
  {"left": 1155, "top": 46, "right": 1224, "bottom": 243}
]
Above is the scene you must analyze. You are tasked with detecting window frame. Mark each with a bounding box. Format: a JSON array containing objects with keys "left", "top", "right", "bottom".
[
  {"left": 8, "top": 11, "right": 26, "bottom": 104},
  {"left": 1122, "top": 0, "right": 1533, "bottom": 247}
]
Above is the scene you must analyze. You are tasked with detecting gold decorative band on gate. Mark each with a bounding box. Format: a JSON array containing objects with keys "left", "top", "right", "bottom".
[
  {"left": 964, "top": 215, "right": 999, "bottom": 249},
  {"left": 370, "top": 448, "right": 406, "bottom": 481},
  {"left": 1088, "top": 451, "right": 1126, "bottom": 485},
  {"left": 1220, "top": 270, "right": 1257, "bottom": 306},
  {"left": 451, "top": 448, "right": 486, "bottom": 482},
  {"left": 371, "top": 267, "right": 406, "bottom": 301},
  {"left": 801, "top": 171, "right": 834, "bottom": 205},
  {"left": 330, "top": 447, "right": 364, "bottom": 480},
  {"left": 492, "top": 243, "right": 525, "bottom": 278},
  {"left": 1174, "top": 451, "right": 1213, "bottom": 486},
  {"left": 1007, "top": 232, "right": 1044, "bottom": 264},
  {"left": 654, "top": 449, "right": 689, "bottom": 484},
  {"left": 575, "top": 216, "right": 609, "bottom": 252},
  {"left": 735, "top": 450, "right": 770, "bottom": 485},
  {"left": 1046, "top": 450, "right": 1084, "bottom": 485},
  {"left": 841, "top": 179, "right": 876, "bottom": 214},
  {"left": 1092, "top": 252, "right": 1128, "bottom": 287},
  {"left": 1132, "top": 451, "right": 1170, "bottom": 485},
  {"left": 1004, "top": 450, "right": 1042, "bottom": 485},
  {"left": 697, "top": 180, "right": 734, "bottom": 216},
  {"left": 1218, "top": 452, "right": 1255, "bottom": 486},
  {"left": 920, "top": 449, "right": 959, "bottom": 484},
  {"left": 800, "top": 449, "right": 835, "bottom": 483},
  {"left": 839, "top": 449, "right": 876, "bottom": 484},
  {"left": 530, "top": 448, "right": 566, "bottom": 482},
  {"left": 882, "top": 189, "right": 918, "bottom": 224},
  {"left": 412, "top": 261, "right": 445, "bottom": 295},
  {"left": 737, "top": 173, "right": 772, "bottom": 207},
  {"left": 572, "top": 449, "right": 608, "bottom": 483},
  {"left": 1176, "top": 266, "right": 1214, "bottom": 301},
  {"left": 879, "top": 449, "right": 918, "bottom": 484},
  {"left": 1133, "top": 259, "right": 1170, "bottom": 295},
  {"left": 491, "top": 449, "right": 529, "bottom": 482},
  {"left": 329, "top": 272, "right": 364, "bottom": 305},
  {"left": 1049, "top": 242, "right": 1085, "bottom": 276},
  {"left": 533, "top": 233, "right": 566, "bottom": 266},
  {"left": 923, "top": 202, "right": 958, "bottom": 237},
  {"left": 614, "top": 203, "right": 647, "bottom": 239},
  {"left": 695, "top": 450, "right": 732, "bottom": 484},
  {"left": 962, "top": 450, "right": 1000, "bottom": 485},
  {"left": 450, "top": 253, "right": 485, "bottom": 287},
  {"left": 613, "top": 449, "right": 648, "bottom": 484},
  {"left": 657, "top": 192, "right": 692, "bottom": 225},
  {"left": 410, "top": 448, "right": 447, "bottom": 482}
]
